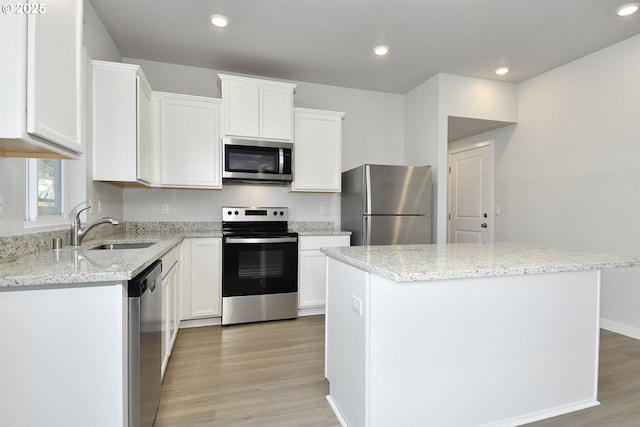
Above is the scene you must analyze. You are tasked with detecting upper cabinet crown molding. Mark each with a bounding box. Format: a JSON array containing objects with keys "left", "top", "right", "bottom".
[
  {"left": 0, "top": 0, "right": 83, "bottom": 159},
  {"left": 219, "top": 74, "right": 297, "bottom": 141},
  {"left": 92, "top": 60, "right": 153, "bottom": 186}
]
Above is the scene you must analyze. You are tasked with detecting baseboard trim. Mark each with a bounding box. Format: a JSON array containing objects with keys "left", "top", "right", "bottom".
[
  {"left": 299, "top": 306, "right": 325, "bottom": 317},
  {"left": 326, "top": 395, "right": 349, "bottom": 427},
  {"left": 179, "top": 317, "right": 221, "bottom": 329},
  {"left": 601, "top": 319, "right": 640, "bottom": 340}
]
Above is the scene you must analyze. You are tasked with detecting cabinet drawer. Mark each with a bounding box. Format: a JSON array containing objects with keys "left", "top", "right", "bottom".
[
  {"left": 161, "top": 244, "right": 180, "bottom": 275},
  {"left": 299, "top": 235, "right": 350, "bottom": 251}
]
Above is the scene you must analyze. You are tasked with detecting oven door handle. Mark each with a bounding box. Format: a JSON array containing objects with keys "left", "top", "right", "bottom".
[{"left": 225, "top": 237, "right": 298, "bottom": 244}]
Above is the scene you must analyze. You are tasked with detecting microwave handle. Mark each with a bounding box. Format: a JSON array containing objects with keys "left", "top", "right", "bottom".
[{"left": 278, "top": 148, "right": 284, "bottom": 174}]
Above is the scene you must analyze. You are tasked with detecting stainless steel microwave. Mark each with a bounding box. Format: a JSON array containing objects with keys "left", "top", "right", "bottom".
[{"left": 222, "top": 138, "right": 293, "bottom": 184}]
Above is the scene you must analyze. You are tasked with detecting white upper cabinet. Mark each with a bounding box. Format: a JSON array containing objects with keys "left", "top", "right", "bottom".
[
  {"left": 219, "top": 74, "right": 296, "bottom": 141},
  {"left": 153, "top": 92, "right": 222, "bottom": 189},
  {"left": 290, "top": 108, "right": 345, "bottom": 192},
  {"left": 92, "top": 61, "right": 153, "bottom": 186},
  {"left": 0, "top": 0, "right": 82, "bottom": 158}
]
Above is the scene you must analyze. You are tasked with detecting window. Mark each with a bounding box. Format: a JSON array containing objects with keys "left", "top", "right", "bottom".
[{"left": 25, "top": 158, "right": 69, "bottom": 226}]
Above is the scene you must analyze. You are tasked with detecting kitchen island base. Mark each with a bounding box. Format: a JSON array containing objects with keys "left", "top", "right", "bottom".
[{"left": 325, "top": 258, "right": 601, "bottom": 427}]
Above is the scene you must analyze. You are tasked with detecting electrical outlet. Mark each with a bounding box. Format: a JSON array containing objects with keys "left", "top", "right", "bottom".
[
  {"left": 351, "top": 295, "right": 363, "bottom": 316},
  {"left": 161, "top": 204, "right": 170, "bottom": 215},
  {"left": 320, "top": 206, "right": 327, "bottom": 216},
  {"left": 88, "top": 199, "right": 94, "bottom": 214},
  {"left": 98, "top": 200, "right": 102, "bottom": 214},
  {"left": 0, "top": 196, "right": 3, "bottom": 218}
]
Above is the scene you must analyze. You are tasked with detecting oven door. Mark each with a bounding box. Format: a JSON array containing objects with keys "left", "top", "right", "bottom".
[{"left": 222, "top": 236, "right": 298, "bottom": 297}]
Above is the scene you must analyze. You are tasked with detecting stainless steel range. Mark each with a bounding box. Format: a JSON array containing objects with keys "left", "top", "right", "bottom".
[{"left": 221, "top": 207, "right": 299, "bottom": 325}]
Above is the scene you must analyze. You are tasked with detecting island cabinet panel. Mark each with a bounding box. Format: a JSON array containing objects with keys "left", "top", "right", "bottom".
[
  {"left": 325, "top": 259, "right": 368, "bottom": 427},
  {"left": 0, "top": 283, "right": 126, "bottom": 427},
  {"left": 325, "top": 258, "right": 602, "bottom": 427}
]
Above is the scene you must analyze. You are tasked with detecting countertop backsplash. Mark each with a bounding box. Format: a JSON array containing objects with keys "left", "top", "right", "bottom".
[
  {"left": 126, "top": 221, "right": 222, "bottom": 233},
  {"left": 0, "top": 224, "right": 124, "bottom": 262}
]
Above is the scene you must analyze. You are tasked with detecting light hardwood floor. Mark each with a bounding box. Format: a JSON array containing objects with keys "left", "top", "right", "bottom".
[
  {"left": 155, "top": 316, "right": 640, "bottom": 427},
  {"left": 154, "top": 316, "right": 340, "bottom": 427}
]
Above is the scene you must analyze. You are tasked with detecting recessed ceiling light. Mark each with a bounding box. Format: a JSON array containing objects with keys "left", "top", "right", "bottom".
[
  {"left": 616, "top": 2, "right": 639, "bottom": 16},
  {"left": 373, "top": 45, "right": 389, "bottom": 56},
  {"left": 495, "top": 67, "right": 509, "bottom": 76},
  {"left": 210, "top": 14, "right": 229, "bottom": 28}
]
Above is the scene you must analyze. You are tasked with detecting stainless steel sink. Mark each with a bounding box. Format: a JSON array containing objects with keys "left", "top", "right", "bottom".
[{"left": 89, "top": 242, "right": 157, "bottom": 250}]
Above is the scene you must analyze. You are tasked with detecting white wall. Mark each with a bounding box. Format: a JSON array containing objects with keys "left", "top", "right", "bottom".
[
  {"left": 405, "top": 74, "right": 518, "bottom": 242},
  {"left": 0, "top": 157, "right": 26, "bottom": 234},
  {"left": 404, "top": 76, "right": 440, "bottom": 240},
  {"left": 82, "top": 0, "right": 125, "bottom": 226},
  {"left": 122, "top": 58, "right": 406, "bottom": 224},
  {"left": 496, "top": 34, "right": 640, "bottom": 253},
  {"left": 123, "top": 185, "right": 340, "bottom": 224},
  {"left": 494, "top": 34, "right": 640, "bottom": 338},
  {"left": 442, "top": 36, "right": 640, "bottom": 337}
]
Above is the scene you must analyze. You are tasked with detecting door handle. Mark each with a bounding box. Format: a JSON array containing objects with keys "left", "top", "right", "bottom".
[
  {"left": 225, "top": 237, "right": 298, "bottom": 244},
  {"left": 481, "top": 223, "right": 488, "bottom": 228}
]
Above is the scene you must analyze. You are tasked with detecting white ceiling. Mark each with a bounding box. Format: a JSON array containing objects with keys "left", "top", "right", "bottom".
[{"left": 89, "top": 0, "right": 640, "bottom": 95}]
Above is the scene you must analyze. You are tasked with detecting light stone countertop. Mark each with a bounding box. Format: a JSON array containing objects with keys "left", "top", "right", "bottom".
[
  {"left": 0, "top": 227, "right": 350, "bottom": 288},
  {"left": 320, "top": 243, "right": 640, "bottom": 282},
  {"left": 0, "top": 232, "right": 186, "bottom": 288},
  {"left": 295, "top": 229, "right": 351, "bottom": 236}
]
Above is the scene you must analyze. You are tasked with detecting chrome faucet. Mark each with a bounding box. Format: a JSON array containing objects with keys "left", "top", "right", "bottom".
[{"left": 70, "top": 205, "right": 120, "bottom": 246}]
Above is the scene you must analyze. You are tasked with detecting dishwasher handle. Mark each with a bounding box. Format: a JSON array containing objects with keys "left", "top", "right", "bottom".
[{"left": 129, "top": 260, "right": 162, "bottom": 297}]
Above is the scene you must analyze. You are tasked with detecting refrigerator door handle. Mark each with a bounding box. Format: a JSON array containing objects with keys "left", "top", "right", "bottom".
[
  {"left": 364, "top": 215, "right": 371, "bottom": 246},
  {"left": 365, "top": 164, "right": 372, "bottom": 214}
]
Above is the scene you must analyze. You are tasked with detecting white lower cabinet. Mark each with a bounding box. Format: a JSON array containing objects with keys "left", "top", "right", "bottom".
[
  {"left": 161, "top": 244, "right": 181, "bottom": 379},
  {"left": 298, "top": 235, "right": 350, "bottom": 309},
  {"left": 181, "top": 238, "right": 222, "bottom": 320}
]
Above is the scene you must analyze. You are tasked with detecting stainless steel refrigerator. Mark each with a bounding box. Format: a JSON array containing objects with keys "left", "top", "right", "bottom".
[{"left": 341, "top": 164, "right": 432, "bottom": 245}]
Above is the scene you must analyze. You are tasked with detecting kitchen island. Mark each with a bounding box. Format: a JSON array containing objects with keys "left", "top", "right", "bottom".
[{"left": 321, "top": 243, "right": 639, "bottom": 427}]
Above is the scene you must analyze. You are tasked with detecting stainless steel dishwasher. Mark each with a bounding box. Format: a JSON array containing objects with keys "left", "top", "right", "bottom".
[{"left": 128, "top": 260, "right": 162, "bottom": 427}]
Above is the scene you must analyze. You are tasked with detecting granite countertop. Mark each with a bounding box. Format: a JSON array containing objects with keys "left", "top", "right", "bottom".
[
  {"left": 0, "top": 232, "right": 186, "bottom": 288},
  {"left": 0, "top": 225, "right": 350, "bottom": 288},
  {"left": 295, "top": 229, "right": 351, "bottom": 236},
  {"left": 321, "top": 242, "right": 640, "bottom": 282}
]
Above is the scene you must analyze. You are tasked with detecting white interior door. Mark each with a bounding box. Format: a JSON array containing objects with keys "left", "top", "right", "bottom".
[{"left": 448, "top": 143, "right": 494, "bottom": 243}]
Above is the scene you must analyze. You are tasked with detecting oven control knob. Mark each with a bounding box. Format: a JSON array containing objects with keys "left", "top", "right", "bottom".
[
  {"left": 279, "top": 211, "right": 284, "bottom": 216},
  {"left": 273, "top": 211, "right": 278, "bottom": 216},
  {"left": 227, "top": 210, "right": 232, "bottom": 216},
  {"left": 234, "top": 210, "right": 239, "bottom": 215}
]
